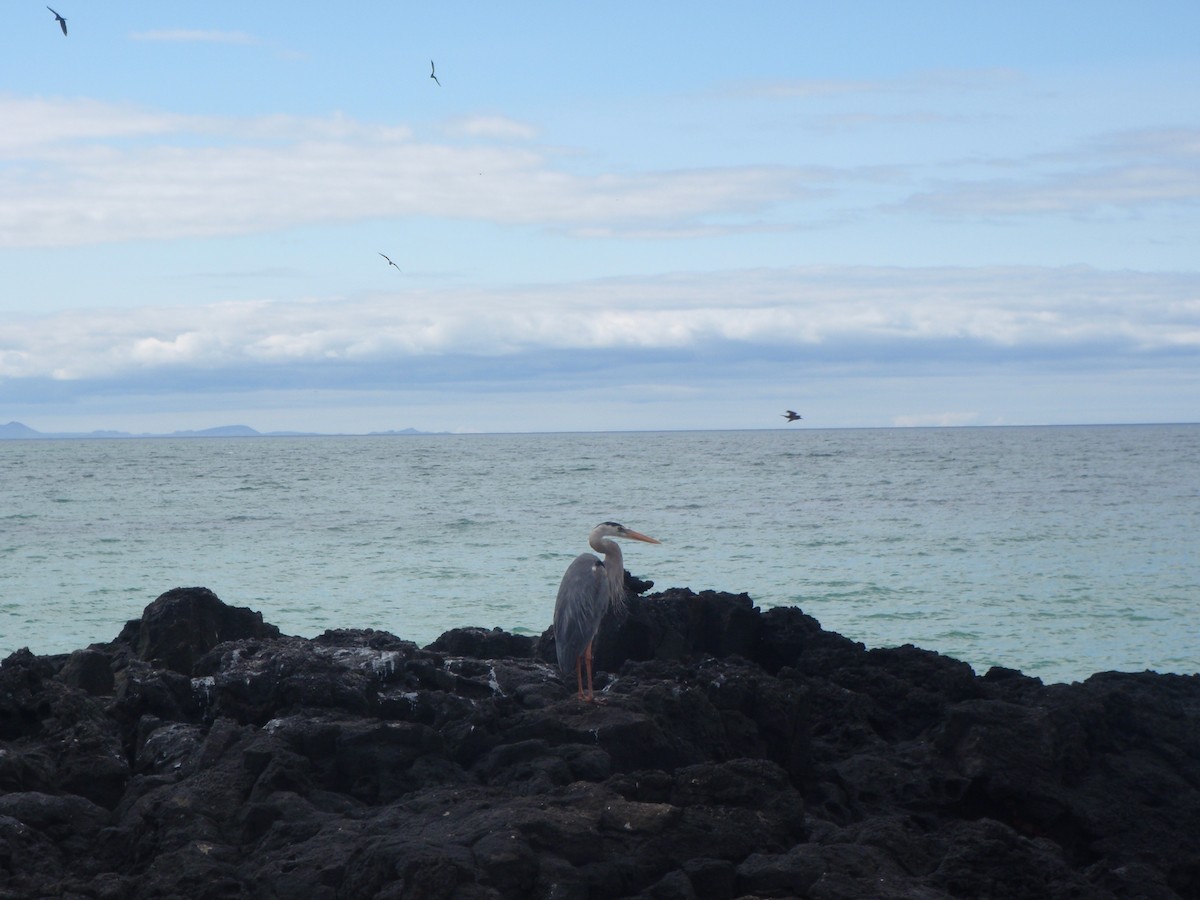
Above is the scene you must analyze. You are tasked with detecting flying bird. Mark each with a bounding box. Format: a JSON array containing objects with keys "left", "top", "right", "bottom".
[
  {"left": 378, "top": 253, "right": 400, "bottom": 272},
  {"left": 429, "top": 60, "right": 441, "bottom": 86},
  {"left": 47, "top": 6, "right": 67, "bottom": 35},
  {"left": 782, "top": 410, "right": 802, "bottom": 422},
  {"left": 554, "top": 522, "right": 661, "bottom": 702}
]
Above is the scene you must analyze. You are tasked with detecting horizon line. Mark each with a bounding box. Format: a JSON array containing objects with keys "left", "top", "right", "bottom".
[{"left": 3, "top": 420, "right": 1197, "bottom": 441}]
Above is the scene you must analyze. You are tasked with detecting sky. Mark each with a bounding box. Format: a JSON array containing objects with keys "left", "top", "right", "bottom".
[{"left": 2, "top": 1, "right": 1198, "bottom": 433}]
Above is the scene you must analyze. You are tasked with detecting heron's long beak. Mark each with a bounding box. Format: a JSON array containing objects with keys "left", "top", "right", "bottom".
[{"left": 623, "top": 529, "right": 661, "bottom": 544}]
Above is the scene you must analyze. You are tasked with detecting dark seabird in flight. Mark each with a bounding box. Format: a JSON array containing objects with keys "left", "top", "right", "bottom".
[
  {"left": 782, "top": 410, "right": 802, "bottom": 422},
  {"left": 47, "top": 6, "right": 67, "bottom": 35},
  {"left": 379, "top": 252, "right": 401, "bottom": 272},
  {"left": 430, "top": 60, "right": 441, "bottom": 86}
]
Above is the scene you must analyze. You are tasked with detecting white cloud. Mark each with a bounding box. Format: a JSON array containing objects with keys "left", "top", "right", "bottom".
[
  {"left": 0, "top": 95, "right": 191, "bottom": 151},
  {"left": 2, "top": 266, "right": 1195, "bottom": 391},
  {"left": 904, "top": 127, "right": 1200, "bottom": 218},
  {"left": 443, "top": 116, "right": 538, "bottom": 141},
  {"left": 0, "top": 97, "right": 409, "bottom": 156},
  {"left": 129, "top": 30, "right": 259, "bottom": 44},
  {"left": 0, "top": 98, "right": 812, "bottom": 248},
  {"left": 907, "top": 164, "right": 1200, "bottom": 217},
  {"left": 4, "top": 96, "right": 1194, "bottom": 253}
]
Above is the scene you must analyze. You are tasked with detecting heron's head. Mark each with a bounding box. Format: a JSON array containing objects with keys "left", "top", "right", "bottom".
[{"left": 592, "top": 521, "right": 661, "bottom": 545}]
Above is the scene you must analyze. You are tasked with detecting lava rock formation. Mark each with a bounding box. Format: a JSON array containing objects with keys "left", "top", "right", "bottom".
[{"left": 0, "top": 585, "right": 1197, "bottom": 899}]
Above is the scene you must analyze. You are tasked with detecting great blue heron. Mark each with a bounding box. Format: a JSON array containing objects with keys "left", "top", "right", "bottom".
[
  {"left": 554, "top": 522, "right": 660, "bottom": 702},
  {"left": 783, "top": 410, "right": 802, "bottom": 422},
  {"left": 430, "top": 60, "right": 441, "bottom": 86},
  {"left": 47, "top": 6, "right": 67, "bottom": 35}
]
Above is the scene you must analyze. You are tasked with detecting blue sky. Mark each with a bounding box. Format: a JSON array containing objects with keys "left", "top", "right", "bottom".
[{"left": 2, "top": 1, "right": 1197, "bottom": 433}]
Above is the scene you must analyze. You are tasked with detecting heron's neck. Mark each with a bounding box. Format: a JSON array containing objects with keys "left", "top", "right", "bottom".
[{"left": 592, "top": 537, "right": 627, "bottom": 611}]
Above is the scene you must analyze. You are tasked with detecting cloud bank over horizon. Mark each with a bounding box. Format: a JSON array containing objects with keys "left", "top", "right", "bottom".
[{"left": 5, "top": 264, "right": 1197, "bottom": 433}]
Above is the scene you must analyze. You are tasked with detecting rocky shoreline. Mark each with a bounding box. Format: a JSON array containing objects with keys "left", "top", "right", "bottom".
[{"left": 1, "top": 584, "right": 1197, "bottom": 899}]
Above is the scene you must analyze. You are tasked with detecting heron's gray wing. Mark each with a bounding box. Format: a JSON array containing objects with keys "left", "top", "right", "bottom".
[{"left": 553, "top": 553, "right": 607, "bottom": 672}]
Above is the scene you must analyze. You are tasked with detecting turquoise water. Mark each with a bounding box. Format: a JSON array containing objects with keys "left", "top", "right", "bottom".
[{"left": 1, "top": 425, "right": 1196, "bottom": 683}]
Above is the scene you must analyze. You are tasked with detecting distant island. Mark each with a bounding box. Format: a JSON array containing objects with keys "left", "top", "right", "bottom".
[{"left": 0, "top": 421, "right": 437, "bottom": 440}]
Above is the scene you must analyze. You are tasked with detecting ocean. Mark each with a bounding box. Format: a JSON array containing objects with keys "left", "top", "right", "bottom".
[{"left": 1, "top": 425, "right": 1196, "bottom": 684}]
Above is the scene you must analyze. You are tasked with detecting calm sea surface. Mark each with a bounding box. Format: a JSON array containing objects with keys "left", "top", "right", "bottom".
[{"left": 1, "top": 426, "right": 1196, "bottom": 683}]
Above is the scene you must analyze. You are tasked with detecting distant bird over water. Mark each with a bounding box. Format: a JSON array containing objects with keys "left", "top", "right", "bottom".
[
  {"left": 783, "top": 410, "right": 802, "bottom": 422},
  {"left": 47, "top": 6, "right": 67, "bottom": 35},
  {"left": 378, "top": 253, "right": 400, "bottom": 272},
  {"left": 429, "top": 60, "right": 441, "bottom": 86}
]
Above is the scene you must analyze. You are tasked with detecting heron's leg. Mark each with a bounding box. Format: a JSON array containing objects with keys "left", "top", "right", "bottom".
[
  {"left": 575, "top": 655, "right": 585, "bottom": 701},
  {"left": 584, "top": 641, "right": 595, "bottom": 702}
]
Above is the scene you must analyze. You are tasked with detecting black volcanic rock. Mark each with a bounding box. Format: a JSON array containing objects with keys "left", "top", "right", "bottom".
[
  {"left": 0, "top": 587, "right": 1197, "bottom": 899},
  {"left": 124, "top": 586, "right": 282, "bottom": 675}
]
